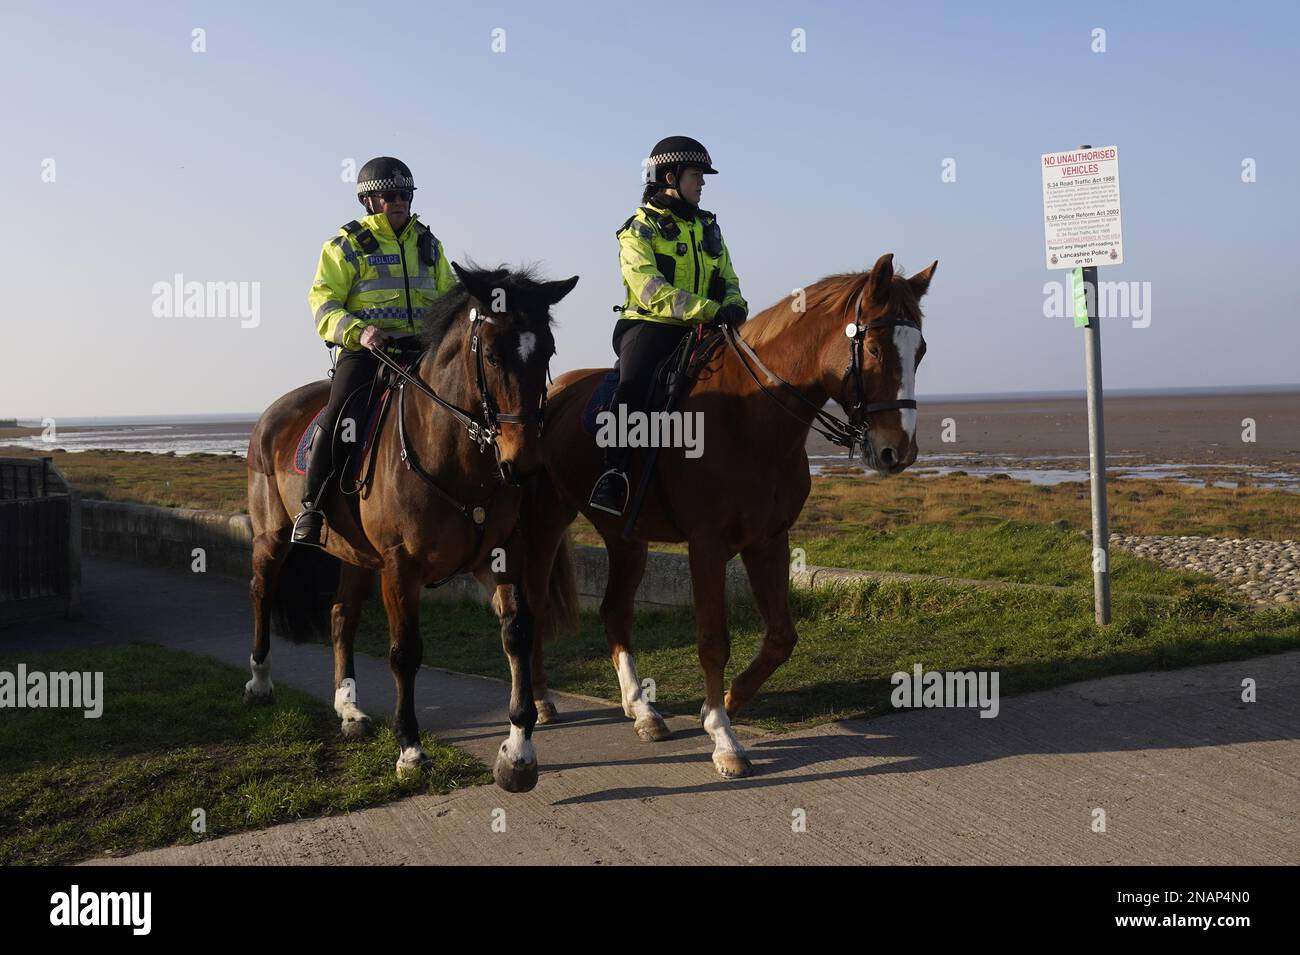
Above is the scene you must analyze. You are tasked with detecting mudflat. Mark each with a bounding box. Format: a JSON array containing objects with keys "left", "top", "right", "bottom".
[{"left": 809, "top": 390, "right": 1299, "bottom": 469}]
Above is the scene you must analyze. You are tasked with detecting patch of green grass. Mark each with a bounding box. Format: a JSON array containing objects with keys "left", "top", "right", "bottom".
[
  {"left": 346, "top": 575, "right": 1300, "bottom": 735},
  {"left": 3, "top": 447, "right": 250, "bottom": 513},
  {"left": 0, "top": 643, "right": 488, "bottom": 865},
  {"left": 797, "top": 520, "right": 1206, "bottom": 593}
]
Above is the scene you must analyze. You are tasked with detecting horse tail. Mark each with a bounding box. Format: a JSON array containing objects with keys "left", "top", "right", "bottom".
[
  {"left": 547, "top": 532, "right": 579, "bottom": 635},
  {"left": 269, "top": 545, "right": 341, "bottom": 643}
]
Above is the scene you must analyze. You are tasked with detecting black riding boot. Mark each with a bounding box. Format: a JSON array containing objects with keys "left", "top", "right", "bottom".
[
  {"left": 588, "top": 445, "right": 630, "bottom": 517},
  {"left": 292, "top": 424, "right": 332, "bottom": 547}
]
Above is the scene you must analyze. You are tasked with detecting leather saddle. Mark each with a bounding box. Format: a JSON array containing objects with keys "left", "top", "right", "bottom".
[
  {"left": 294, "top": 348, "right": 424, "bottom": 490},
  {"left": 582, "top": 327, "right": 725, "bottom": 437}
]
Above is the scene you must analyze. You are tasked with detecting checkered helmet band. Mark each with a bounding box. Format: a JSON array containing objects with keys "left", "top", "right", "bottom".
[
  {"left": 648, "top": 149, "right": 712, "bottom": 168},
  {"left": 357, "top": 173, "right": 416, "bottom": 197}
]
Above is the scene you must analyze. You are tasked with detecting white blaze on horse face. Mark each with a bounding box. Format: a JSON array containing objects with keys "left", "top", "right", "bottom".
[
  {"left": 893, "top": 325, "right": 922, "bottom": 440},
  {"left": 517, "top": 331, "right": 537, "bottom": 363}
]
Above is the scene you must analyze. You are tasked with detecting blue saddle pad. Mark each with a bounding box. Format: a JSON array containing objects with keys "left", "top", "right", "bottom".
[
  {"left": 293, "top": 406, "right": 329, "bottom": 473},
  {"left": 292, "top": 390, "right": 392, "bottom": 479},
  {"left": 582, "top": 370, "right": 620, "bottom": 437}
]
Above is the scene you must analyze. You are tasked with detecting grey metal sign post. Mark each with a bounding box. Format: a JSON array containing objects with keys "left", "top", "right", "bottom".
[
  {"left": 1041, "top": 142, "right": 1121, "bottom": 625},
  {"left": 1081, "top": 259, "right": 1111, "bottom": 624}
]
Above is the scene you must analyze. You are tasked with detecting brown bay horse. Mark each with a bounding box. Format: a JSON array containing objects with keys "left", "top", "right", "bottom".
[
  {"left": 521, "top": 253, "right": 936, "bottom": 778},
  {"left": 245, "top": 264, "right": 579, "bottom": 792}
]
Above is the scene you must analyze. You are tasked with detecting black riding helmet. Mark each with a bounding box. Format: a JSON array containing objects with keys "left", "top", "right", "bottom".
[
  {"left": 356, "top": 157, "right": 416, "bottom": 205},
  {"left": 645, "top": 136, "right": 718, "bottom": 187}
]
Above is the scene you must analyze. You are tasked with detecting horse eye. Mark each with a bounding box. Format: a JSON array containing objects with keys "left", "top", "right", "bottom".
[
  {"left": 868, "top": 344, "right": 882, "bottom": 362},
  {"left": 487, "top": 353, "right": 500, "bottom": 368}
]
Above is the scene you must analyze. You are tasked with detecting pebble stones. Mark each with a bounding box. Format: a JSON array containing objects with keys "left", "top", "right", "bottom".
[{"left": 1110, "top": 534, "right": 1300, "bottom": 605}]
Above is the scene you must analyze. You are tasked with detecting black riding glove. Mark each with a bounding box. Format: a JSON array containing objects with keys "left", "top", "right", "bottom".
[{"left": 712, "top": 304, "right": 746, "bottom": 328}]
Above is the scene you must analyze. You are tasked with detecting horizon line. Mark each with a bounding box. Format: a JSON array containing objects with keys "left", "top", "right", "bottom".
[{"left": 7, "top": 382, "right": 1300, "bottom": 422}]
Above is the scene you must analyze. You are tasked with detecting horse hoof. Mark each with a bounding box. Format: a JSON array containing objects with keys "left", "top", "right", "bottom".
[
  {"left": 243, "top": 683, "right": 274, "bottom": 706},
  {"left": 395, "top": 748, "right": 431, "bottom": 778},
  {"left": 635, "top": 714, "right": 672, "bottom": 742},
  {"left": 493, "top": 753, "right": 539, "bottom": 793},
  {"left": 535, "top": 699, "right": 560, "bottom": 724},
  {"left": 340, "top": 716, "right": 374, "bottom": 740},
  {"left": 713, "top": 752, "right": 754, "bottom": 779}
]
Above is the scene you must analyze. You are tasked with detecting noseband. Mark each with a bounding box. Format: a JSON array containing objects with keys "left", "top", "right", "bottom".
[
  {"left": 841, "top": 292, "right": 923, "bottom": 458},
  {"left": 723, "top": 287, "right": 925, "bottom": 461}
]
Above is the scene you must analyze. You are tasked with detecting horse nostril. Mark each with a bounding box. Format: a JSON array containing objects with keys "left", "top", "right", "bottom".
[
  {"left": 499, "top": 461, "right": 515, "bottom": 485},
  {"left": 880, "top": 446, "right": 897, "bottom": 467}
]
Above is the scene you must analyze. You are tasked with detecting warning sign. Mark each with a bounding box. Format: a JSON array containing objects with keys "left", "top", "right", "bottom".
[{"left": 1042, "top": 146, "right": 1123, "bottom": 270}]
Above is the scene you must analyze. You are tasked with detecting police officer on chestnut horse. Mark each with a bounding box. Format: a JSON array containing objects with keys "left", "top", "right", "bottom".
[
  {"left": 293, "top": 157, "right": 457, "bottom": 546},
  {"left": 588, "top": 136, "right": 748, "bottom": 516}
]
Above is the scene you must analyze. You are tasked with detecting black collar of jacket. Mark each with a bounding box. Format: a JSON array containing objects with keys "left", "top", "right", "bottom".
[{"left": 647, "top": 193, "right": 700, "bottom": 222}]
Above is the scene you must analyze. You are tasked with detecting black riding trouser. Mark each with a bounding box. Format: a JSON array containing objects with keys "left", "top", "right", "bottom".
[
  {"left": 605, "top": 318, "right": 693, "bottom": 467},
  {"left": 320, "top": 337, "right": 426, "bottom": 440},
  {"left": 302, "top": 337, "right": 423, "bottom": 505},
  {"left": 320, "top": 348, "right": 380, "bottom": 439}
]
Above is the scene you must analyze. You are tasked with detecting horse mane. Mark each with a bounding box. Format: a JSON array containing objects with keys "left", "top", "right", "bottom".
[
  {"left": 420, "top": 263, "right": 558, "bottom": 357},
  {"left": 743, "top": 268, "right": 924, "bottom": 347}
]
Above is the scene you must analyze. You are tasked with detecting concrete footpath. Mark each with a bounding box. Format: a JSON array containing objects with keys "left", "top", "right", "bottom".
[{"left": 7, "top": 556, "right": 1299, "bottom": 865}]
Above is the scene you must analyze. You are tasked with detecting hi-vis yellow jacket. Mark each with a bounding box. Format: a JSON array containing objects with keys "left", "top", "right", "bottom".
[
  {"left": 616, "top": 201, "right": 746, "bottom": 326},
  {"left": 309, "top": 213, "right": 456, "bottom": 350}
]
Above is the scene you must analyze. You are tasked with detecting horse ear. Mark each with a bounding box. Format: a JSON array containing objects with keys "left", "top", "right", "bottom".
[
  {"left": 452, "top": 262, "right": 507, "bottom": 305},
  {"left": 451, "top": 261, "right": 478, "bottom": 296},
  {"left": 908, "top": 260, "right": 938, "bottom": 300},
  {"left": 866, "top": 253, "right": 895, "bottom": 306},
  {"left": 538, "top": 275, "right": 579, "bottom": 307}
]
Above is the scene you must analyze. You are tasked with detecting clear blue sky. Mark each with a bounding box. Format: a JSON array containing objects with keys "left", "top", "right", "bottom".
[{"left": 2, "top": 0, "right": 1296, "bottom": 416}]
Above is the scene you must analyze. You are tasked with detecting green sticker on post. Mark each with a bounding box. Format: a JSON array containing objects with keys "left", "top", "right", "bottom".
[{"left": 1070, "top": 267, "right": 1088, "bottom": 328}]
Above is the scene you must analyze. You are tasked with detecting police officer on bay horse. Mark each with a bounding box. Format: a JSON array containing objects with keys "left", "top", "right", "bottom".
[
  {"left": 588, "top": 136, "right": 748, "bottom": 516},
  {"left": 293, "top": 157, "right": 457, "bottom": 546}
]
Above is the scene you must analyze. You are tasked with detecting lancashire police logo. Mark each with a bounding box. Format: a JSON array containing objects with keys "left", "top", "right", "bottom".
[{"left": 367, "top": 254, "right": 401, "bottom": 266}]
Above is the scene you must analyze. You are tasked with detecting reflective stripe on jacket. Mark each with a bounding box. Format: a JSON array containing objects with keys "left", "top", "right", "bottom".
[
  {"left": 308, "top": 213, "right": 456, "bottom": 350},
  {"left": 616, "top": 200, "right": 746, "bottom": 326}
]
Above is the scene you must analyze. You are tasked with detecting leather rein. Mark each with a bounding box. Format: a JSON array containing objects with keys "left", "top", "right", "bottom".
[
  {"left": 368, "top": 307, "right": 547, "bottom": 582},
  {"left": 720, "top": 289, "right": 924, "bottom": 463}
]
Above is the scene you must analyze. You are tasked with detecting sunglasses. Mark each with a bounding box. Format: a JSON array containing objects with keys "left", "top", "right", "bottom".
[{"left": 370, "top": 190, "right": 412, "bottom": 203}]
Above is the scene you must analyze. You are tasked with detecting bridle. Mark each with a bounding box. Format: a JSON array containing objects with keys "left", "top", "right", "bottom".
[
  {"left": 721, "top": 288, "right": 924, "bottom": 466},
  {"left": 368, "top": 307, "right": 549, "bottom": 581},
  {"left": 373, "top": 307, "right": 547, "bottom": 454},
  {"left": 470, "top": 309, "right": 550, "bottom": 440}
]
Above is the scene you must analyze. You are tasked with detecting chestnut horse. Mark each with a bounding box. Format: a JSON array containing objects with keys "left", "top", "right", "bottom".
[
  {"left": 520, "top": 253, "right": 936, "bottom": 778},
  {"left": 245, "top": 264, "right": 579, "bottom": 792}
]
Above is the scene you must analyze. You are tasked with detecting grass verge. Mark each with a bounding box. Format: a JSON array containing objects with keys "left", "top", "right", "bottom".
[
  {"left": 797, "top": 520, "right": 1205, "bottom": 592},
  {"left": 0, "top": 643, "right": 488, "bottom": 865}
]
